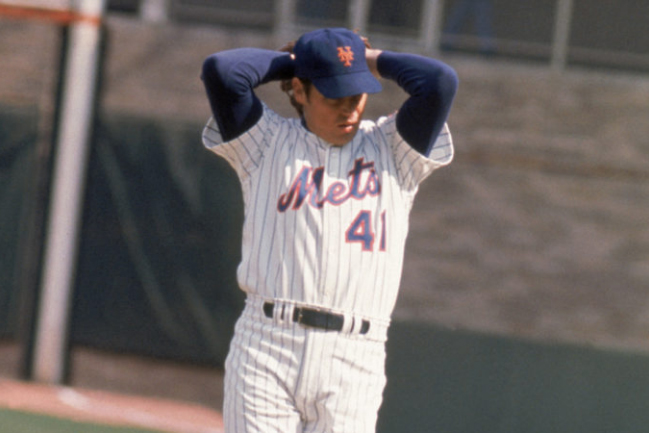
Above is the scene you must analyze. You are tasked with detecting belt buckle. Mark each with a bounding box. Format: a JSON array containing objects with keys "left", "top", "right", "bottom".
[{"left": 295, "top": 307, "right": 304, "bottom": 324}]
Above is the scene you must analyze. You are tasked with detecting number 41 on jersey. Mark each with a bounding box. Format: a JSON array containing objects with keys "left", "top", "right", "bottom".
[{"left": 345, "top": 210, "right": 387, "bottom": 252}]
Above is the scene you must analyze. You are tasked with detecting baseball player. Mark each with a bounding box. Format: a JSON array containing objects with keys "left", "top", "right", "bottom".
[{"left": 201, "top": 28, "right": 457, "bottom": 433}]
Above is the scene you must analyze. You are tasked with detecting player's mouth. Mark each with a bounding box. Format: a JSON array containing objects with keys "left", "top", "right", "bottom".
[{"left": 338, "top": 121, "right": 357, "bottom": 133}]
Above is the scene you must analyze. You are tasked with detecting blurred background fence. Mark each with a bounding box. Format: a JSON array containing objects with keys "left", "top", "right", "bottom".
[{"left": 112, "top": 0, "right": 649, "bottom": 73}]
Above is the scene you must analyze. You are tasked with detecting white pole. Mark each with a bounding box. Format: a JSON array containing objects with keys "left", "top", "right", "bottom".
[
  {"left": 348, "top": 0, "right": 371, "bottom": 34},
  {"left": 274, "top": 0, "right": 296, "bottom": 43},
  {"left": 140, "top": 0, "right": 169, "bottom": 23},
  {"left": 421, "top": 0, "right": 445, "bottom": 54},
  {"left": 32, "top": 0, "right": 107, "bottom": 384},
  {"left": 551, "top": 0, "right": 574, "bottom": 72}
]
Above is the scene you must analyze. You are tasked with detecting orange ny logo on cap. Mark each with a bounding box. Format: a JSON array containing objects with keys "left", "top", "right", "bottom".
[{"left": 337, "top": 46, "right": 354, "bottom": 67}]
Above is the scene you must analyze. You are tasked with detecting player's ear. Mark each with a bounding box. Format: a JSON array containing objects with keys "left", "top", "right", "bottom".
[{"left": 292, "top": 78, "right": 307, "bottom": 105}]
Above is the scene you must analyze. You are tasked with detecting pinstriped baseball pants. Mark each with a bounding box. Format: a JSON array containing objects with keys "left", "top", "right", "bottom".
[{"left": 224, "top": 296, "right": 389, "bottom": 433}]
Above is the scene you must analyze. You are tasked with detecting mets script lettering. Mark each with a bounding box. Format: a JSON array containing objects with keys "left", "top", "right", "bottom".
[{"left": 277, "top": 158, "right": 380, "bottom": 211}]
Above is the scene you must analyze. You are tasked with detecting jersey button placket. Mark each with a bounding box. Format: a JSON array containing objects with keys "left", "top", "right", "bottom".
[
  {"left": 321, "top": 146, "right": 342, "bottom": 304},
  {"left": 315, "top": 145, "right": 330, "bottom": 304}
]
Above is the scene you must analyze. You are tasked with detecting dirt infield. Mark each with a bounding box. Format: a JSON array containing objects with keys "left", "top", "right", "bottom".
[
  {"left": 0, "top": 379, "right": 223, "bottom": 433},
  {"left": 0, "top": 343, "right": 224, "bottom": 433},
  {"left": 0, "top": 374, "right": 224, "bottom": 433}
]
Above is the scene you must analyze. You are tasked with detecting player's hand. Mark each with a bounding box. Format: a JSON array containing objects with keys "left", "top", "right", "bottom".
[
  {"left": 365, "top": 48, "right": 383, "bottom": 78},
  {"left": 278, "top": 41, "right": 296, "bottom": 60},
  {"left": 356, "top": 34, "right": 381, "bottom": 78}
]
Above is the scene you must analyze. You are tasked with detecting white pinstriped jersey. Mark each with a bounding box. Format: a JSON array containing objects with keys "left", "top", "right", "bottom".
[{"left": 202, "top": 104, "right": 453, "bottom": 322}]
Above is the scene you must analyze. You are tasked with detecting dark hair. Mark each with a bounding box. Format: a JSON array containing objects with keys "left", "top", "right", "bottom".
[
  {"left": 277, "top": 40, "right": 305, "bottom": 116},
  {"left": 280, "top": 77, "right": 312, "bottom": 116}
]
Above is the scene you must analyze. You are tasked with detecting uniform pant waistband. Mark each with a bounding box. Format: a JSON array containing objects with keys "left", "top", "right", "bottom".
[{"left": 263, "top": 302, "right": 371, "bottom": 335}]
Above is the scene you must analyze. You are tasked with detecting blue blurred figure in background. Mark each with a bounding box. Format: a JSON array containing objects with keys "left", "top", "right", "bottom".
[{"left": 442, "top": 0, "right": 496, "bottom": 56}]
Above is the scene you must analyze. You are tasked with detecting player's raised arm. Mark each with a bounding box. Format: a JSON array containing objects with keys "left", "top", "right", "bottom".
[
  {"left": 201, "top": 48, "right": 294, "bottom": 141},
  {"left": 374, "top": 50, "right": 458, "bottom": 155}
]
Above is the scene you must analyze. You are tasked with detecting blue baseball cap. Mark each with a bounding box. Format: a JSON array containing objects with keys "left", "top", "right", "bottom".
[{"left": 293, "top": 28, "right": 382, "bottom": 99}]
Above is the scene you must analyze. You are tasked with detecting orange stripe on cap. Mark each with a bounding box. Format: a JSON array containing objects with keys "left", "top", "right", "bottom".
[{"left": 0, "top": 4, "right": 102, "bottom": 26}]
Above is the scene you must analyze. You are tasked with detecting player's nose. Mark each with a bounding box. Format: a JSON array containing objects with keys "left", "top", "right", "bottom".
[
  {"left": 340, "top": 106, "right": 360, "bottom": 123},
  {"left": 340, "top": 95, "right": 363, "bottom": 115}
]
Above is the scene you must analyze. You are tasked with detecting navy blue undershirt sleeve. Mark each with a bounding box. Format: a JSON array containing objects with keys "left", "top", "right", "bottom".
[
  {"left": 201, "top": 48, "right": 294, "bottom": 141},
  {"left": 377, "top": 51, "right": 458, "bottom": 156}
]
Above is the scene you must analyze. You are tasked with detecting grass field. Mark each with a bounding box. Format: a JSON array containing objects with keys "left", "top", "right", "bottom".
[{"left": 0, "top": 408, "right": 165, "bottom": 433}]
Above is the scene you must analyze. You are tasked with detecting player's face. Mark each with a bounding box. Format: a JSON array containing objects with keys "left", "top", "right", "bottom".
[{"left": 293, "top": 78, "right": 368, "bottom": 146}]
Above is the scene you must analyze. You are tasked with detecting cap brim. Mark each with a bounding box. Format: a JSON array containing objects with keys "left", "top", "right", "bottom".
[{"left": 312, "top": 71, "right": 382, "bottom": 99}]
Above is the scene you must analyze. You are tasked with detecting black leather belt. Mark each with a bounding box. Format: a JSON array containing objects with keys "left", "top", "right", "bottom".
[{"left": 263, "top": 302, "right": 370, "bottom": 335}]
